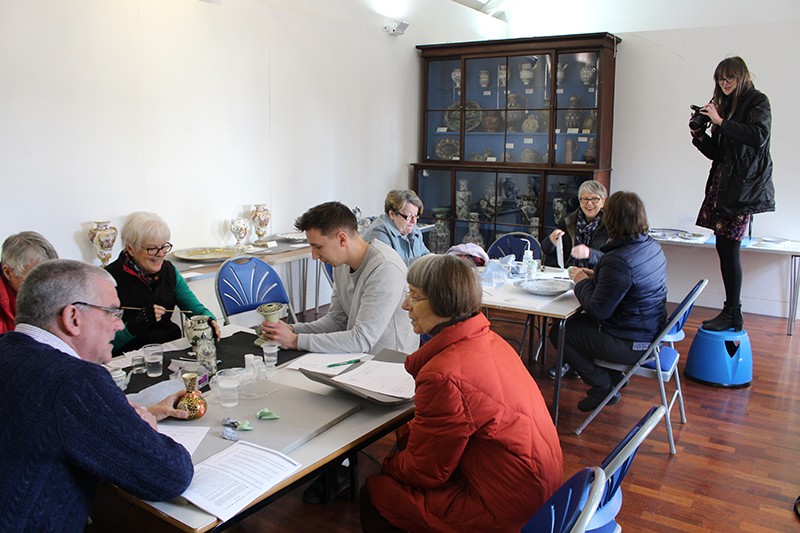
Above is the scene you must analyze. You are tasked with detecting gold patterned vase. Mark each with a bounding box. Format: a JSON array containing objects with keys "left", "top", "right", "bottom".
[
  {"left": 176, "top": 373, "right": 207, "bottom": 420},
  {"left": 250, "top": 204, "right": 271, "bottom": 247}
]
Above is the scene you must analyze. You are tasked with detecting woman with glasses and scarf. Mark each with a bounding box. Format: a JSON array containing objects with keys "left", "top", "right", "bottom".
[
  {"left": 106, "top": 212, "right": 219, "bottom": 355},
  {"left": 691, "top": 56, "right": 774, "bottom": 332},
  {"left": 542, "top": 180, "right": 609, "bottom": 380},
  {"left": 362, "top": 190, "right": 431, "bottom": 266}
]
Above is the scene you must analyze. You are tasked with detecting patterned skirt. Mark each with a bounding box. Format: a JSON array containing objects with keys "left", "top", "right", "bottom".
[{"left": 696, "top": 166, "right": 750, "bottom": 241}]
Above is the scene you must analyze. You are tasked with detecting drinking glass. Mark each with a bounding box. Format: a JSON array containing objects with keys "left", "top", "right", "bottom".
[{"left": 143, "top": 344, "right": 164, "bottom": 378}]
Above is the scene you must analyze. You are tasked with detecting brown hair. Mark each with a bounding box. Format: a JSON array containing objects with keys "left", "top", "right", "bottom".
[
  {"left": 384, "top": 190, "right": 424, "bottom": 216},
  {"left": 711, "top": 56, "right": 754, "bottom": 126},
  {"left": 603, "top": 191, "right": 649, "bottom": 241},
  {"left": 294, "top": 202, "right": 358, "bottom": 238},
  {"left": 406, "top": 254, "right": 481, "bottom": 319}
]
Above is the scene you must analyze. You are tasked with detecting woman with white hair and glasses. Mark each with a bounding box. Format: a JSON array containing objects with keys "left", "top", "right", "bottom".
[
  {"left": 362, "top": 190, "right": 431, "bottom": 266},
  {"left": 0, "top": 231, "right": 58, "bottom": 334},
  {"left": 106, "top": 212, "right": 219, "bottom": 355},
  {"left": 542, "top": 180, "right": 609, "bottom": 380}
]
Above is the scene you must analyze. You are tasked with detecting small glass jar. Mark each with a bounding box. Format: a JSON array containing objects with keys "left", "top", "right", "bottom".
[{"left": 196, "top": 338, "right": 217, "bottom": 376}]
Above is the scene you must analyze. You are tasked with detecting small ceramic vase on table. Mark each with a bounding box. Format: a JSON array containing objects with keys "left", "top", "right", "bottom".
[
  {"left": 255, "top": 302, "right": 286, "bottom": 347},
  {"left": 176, "top": 372, "right": 207, "bottom": 420},
  {"left": 196, "top": 339, "right": 217, "bottom": 376},
  {"left": 185, "top": 315, "right": 213, "bottom": 347},
  {"left": 250, "top": 204, "right": 271, "bottom": 247},
  {"left": 88, "top": 221, "right": 118, "bottom": 267},
  {"left": 230, "top": 218, "right": 249, "bottom": 249}
]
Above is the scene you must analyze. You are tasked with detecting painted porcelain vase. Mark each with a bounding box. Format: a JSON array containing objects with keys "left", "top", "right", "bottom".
[
  {"left": 565, "top": 96, "right": 582, "bottom": 129},
  {"left": 429, "top": 210, "right": 451, "bottom": 254},
  {"left": 580, "top": 62, "right": 596, "bottom": 86},
  {"left": 230, "top": 218, "right": 249, "bottom": 248},
  {"left": 462, "top": 212, "right": 485, "bottom": 249},
  {"left": 250, "top": 204, "right": 271, "bottom": 247},
  {"left": 455, "top": 179, "right": 472, "bottom": 220},
  {"left": 176, "top": 372, "right": 207, "bottom": 420},
  {"left": 556, "top": 63, "right": 568, "bottom": 86},
  {"left": 185, "top": 315, "right": 213, "bottom": 347},
  {"left": 479, "top": 70, "right": 490, "bottom": 88},
  {"left": 88, "top": 221, "right": 118, "bottom": 267},
  {"left": 519, "top": 62, "right": 535, "bottom": 86},
  {"left": 480, "top": 181, "right": 498, "bottom": 220},
  {"left": 196, "top": 338, "right": 217, "bottom": 376}
]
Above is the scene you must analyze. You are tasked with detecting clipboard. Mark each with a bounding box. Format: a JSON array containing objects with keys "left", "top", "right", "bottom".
[{"left": 299, "top": 348, "right": 413, "bottom": 406}]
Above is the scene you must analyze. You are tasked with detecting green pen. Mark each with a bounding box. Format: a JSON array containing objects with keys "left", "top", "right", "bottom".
[{"left": 327, "top": 358, "right": 361, "bottom": 368}]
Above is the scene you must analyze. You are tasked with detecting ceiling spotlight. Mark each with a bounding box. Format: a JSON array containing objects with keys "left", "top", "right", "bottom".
[{"left": 383, "top": 20, "right": 409, "bottom": 36}]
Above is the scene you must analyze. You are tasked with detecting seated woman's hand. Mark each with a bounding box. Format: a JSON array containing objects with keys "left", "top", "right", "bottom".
[
  {"left": 572, "top": 267, "right": 594, "bottom": 284},
  {"left": 549, "top": 229, "right": 565, "bottom": 246},
  {"left": 260, "top": 320, "right": 298, "bottom": 350},
  {"left": 209, "top": 319, "right": 221, "bottom": 341},
  {"left": 571, "top": 244, "right": 591, "bottom": 259},
  {"left": 153, "top": 304, "right": 167, "bottom": 322}
]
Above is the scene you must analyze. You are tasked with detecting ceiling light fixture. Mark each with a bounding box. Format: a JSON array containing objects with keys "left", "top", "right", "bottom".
[{"left": 383, "top": 19, "right": 410, "bottom": 35}]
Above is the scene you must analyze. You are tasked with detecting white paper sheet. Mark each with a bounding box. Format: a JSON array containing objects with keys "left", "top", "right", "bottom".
[
  {"left": 159, "top": 426, "right": 210, "bottom": 456},
  {"left": 181, "top": 441, "right": 302, "bottom": 522},
  {"left": 556, "top": 233, "right": 564, "bottom": 269},
  {"left": 332, "top": 360, "right": 414, "bottom": 399},
  {"left": 286, "top": 353, "right": 373, "bottom": 376}
]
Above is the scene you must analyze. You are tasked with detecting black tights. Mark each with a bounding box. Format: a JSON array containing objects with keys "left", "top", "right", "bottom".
[{"left": 716, "top": 236, "right": 742, "bottom": 305}]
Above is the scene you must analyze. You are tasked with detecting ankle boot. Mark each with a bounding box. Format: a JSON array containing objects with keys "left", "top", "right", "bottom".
[{"left": 703, "top": 302, "right": 743, "bottom": 332}]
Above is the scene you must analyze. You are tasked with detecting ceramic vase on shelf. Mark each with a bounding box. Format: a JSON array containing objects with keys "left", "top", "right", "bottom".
[
  {"left": 580, "top": 62, "right": 596, "bottom": 86},
  {"left": 565, "top": 96, "right": 583, "bottom": 129},
  {"left": 455, "top": 179, "right": 472, "bottom": 220},
  {"left": 482, "top": 111, "right": 501, "bottom": 132},
  {"left": 584, "top": 137, "right": 597, "bottom": 164},
  {"left": 176, "top": 372, "right": 207, "bottom": 420},
  {"left": 519, "top": 62, "right": 535, "bottom": 86},
  {"left": 462, "top": 212, "right": 484, "bottom": 249},
  {"left": 582, "top": 110, "right": 598, "bottom": 133},
  {"left": 479, "top": 70, "right": 490, "bottom": 88},
  {"left": 504, "top": 93, "right": 527, "bottom": 132},
  {"left": 88, "top": 221, "right": 118, "bottom": 267},
  {"left": 429, "top": 210, "right": 451, "bottom": 254},
  {"left": 497, "top": 65, "right": 507, "bottom": 87},
  {"left": 480, "top": 181, "right": 498, "bottom": 220},
  {"left": 230, "top": 218, "right": 249, "bottom": 248},
  {"left": 250, "top": 204, "right": 271, "bottom": 247},
  {"left": 517, "top": 194, "right": 539, "bottom": 228},
  {"left": 451, "top": 68, "right": 461, "bottom": 88},
  {"left": 565, "top": 138, "right": 579, "bottom": 164},
  {"left": 556, "top": 63, "right": 568, "bottom": 86}
]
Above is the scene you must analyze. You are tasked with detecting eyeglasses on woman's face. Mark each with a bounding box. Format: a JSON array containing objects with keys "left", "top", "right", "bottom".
[
  {"left": 403, "top": 289, "right": 427, "bottom": 305},
  {"left": 395, "top": 211, "right": 420, "bottom": 222},
  {"left": 579, "top": 196, "right": 603, "bottom": 206},
  {"left": 143, "top": 242, "right": 173, "bottom": 256},
  {"left": 717, "top": 75, "right": 737, "bottom": 84}
]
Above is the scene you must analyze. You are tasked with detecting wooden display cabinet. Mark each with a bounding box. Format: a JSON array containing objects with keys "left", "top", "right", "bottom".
[{"left": 413, "top": 33, "right": 620, "bottom": 250}]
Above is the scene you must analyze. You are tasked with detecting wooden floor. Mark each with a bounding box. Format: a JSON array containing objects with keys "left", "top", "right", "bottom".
[{"left": 91, "top": 305, "right": 800, "bottom": 532}]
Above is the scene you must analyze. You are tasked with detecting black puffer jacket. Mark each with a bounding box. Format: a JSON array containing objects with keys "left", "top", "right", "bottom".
[
  {"left": 574, "top": 235, "right": 667, "bottom": 343},
  {"left": 692, "top": 88, "right": 775, "bottom": 215}
]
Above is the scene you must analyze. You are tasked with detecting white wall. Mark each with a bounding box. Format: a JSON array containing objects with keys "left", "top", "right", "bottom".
[
  {"left": 502, "top": 1, "right": 800, "bottom": 318},
  {"left": 0, "top": 0, "right": 505, "bottom": 312}
]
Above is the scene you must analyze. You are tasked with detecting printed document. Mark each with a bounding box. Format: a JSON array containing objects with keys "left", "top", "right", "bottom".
[
  {"left": 286, "top": 353, "right": 373, "bottom": 375},
  {"left": 182, "top": 441, "right": 302, "bottom": 522},
  {"left": 332, "top": 360, "right": 414, "bottom": 400}
]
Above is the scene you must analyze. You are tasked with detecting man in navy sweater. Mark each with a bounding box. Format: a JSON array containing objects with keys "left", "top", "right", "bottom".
[{"left": 0, "top": 259, "right": 194, "bottom": 532}]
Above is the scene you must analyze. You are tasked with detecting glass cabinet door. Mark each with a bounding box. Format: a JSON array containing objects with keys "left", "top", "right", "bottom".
[
  {"left": 544, "top": 174, "right": 591, "bottom": 231},
  {"left": 463, "top": 56, "right": 506, "bottom": 163},
  {"left": 554, "top": 51, "right": 600, "bottom": 165},
  {"left": 426, "top": 59, "right": 463, "bottom": 161},
  {"left": 417, "top": 168, "right": 453, "bottom": 223}
]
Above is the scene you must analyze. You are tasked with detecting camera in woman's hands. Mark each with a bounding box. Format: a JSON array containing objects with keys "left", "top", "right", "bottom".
[{"left": 689, "top": 105, "right": 711, "bottom": 132}]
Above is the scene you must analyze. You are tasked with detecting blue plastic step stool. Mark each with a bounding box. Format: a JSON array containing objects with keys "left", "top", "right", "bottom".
[{"left": 684, "top": 327, "right": 752, "bottom": 388}]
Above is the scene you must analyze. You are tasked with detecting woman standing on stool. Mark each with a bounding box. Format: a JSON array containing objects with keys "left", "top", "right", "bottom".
[{"left": 691, "top": 56, "right": 774, "bottom": 332}]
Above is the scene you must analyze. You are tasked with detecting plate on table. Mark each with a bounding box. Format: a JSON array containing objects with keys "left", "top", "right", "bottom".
[
  {"left": 677, "top": 231, "right": 706, "bottom": 241},
  {"left": 514, "top": 279, "right": 574, "bottom": 297},
  {"left": 277, "top": 232, "right": 307, "bottom": 243},
  {"left": 173, "top": 247, "right": 239, "bottom": 262}
]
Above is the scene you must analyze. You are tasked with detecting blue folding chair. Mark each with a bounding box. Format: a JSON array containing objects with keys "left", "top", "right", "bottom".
[
  {"left": 215, "top": 255, "right": 298, "bottom": 325},
  {"left": 575, "top": 280, "right": 708, "bottom": 454},
  {"left": 585, "top": 406, "right": 666, "bottom": 533},
  {"left": 487, "top": 231, "right": 542, "bottom": 261},
  {"left": 522, "top": 466, "right": 607, "bottom": 533}
]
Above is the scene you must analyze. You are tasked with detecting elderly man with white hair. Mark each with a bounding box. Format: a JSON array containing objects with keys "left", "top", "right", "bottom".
[
  {"left": 0, "top": 259, "right": 193, "bottom": 532},
  {"left": 105, "top": 211, "right": 219, "bottom": 355},
  {"left": 0, "top": 231, "right": 58, "bottom": 334}
]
